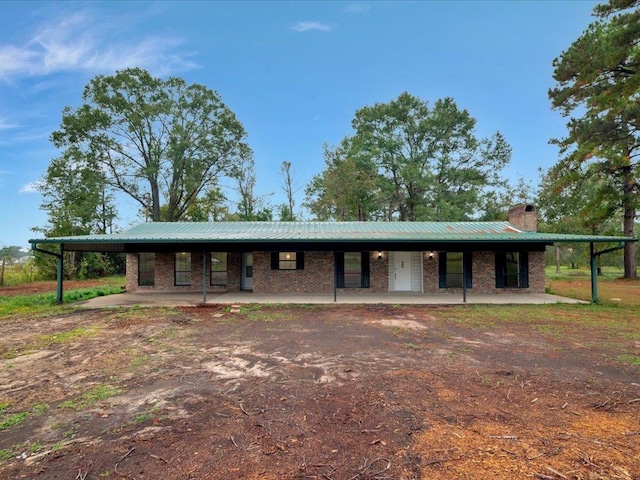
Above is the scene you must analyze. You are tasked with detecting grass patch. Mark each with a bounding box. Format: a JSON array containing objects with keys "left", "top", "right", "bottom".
[
  {"left": 37, "top": 325, "right": 103, "bottom": 346},
  {"left": 2, "top": 324, "right": 104, "bottom": 359},
  {"left": 617, "top": 354, "right": 640, "bottom": 366},
  {"left": 32, "top": 403, "right": 49, "bottom": 415},
  {"left": 59, "top": 385, "right": 121, "bottom": 411},
  {"left": 246, "top": 310, "right": 296, "bottom": 322},
  {"left": 134, "top": 412, "right": 156, "bottom": 424},
  {"left": 0, "top": 412, "right": 29, "bottom": 431},
  {"left": 83, "top": 385, "right": 120, "bottom": 404},
  {"left": 547, "top": 275, "right": 640, "bottom": 306},
  {"left": 128, "top": 354, "right": 150, "bottom": 371},
  {"left": 236, "top": 304, "right": 297, "bottom": 322},
  {"left": 0, "top": 277, "right": 124, "bottom": 320},
  {"left": 433, "top": 301, "right": 640, "bottom": 355},
  {"left": 0, "top": 448, "right": 13, "bottom": 461},
  {"left": 29, "top": 442, "right": 42, "bottom": 454}
]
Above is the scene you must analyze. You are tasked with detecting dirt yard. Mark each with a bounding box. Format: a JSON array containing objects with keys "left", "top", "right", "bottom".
[{"left": 0, "top": 299, "right": 638, "bottom": 479}]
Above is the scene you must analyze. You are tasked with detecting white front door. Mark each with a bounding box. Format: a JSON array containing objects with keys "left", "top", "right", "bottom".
[
  {"left": 392, "top": 251, "right": 412, "bottom": 291},
  {"left": 242, "top": 252, "right": 253, "bottom": 290}
]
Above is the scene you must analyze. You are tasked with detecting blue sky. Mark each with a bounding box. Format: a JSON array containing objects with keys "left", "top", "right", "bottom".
[{"left": 0, "top": 0, "right": 598, "bottom": 249}]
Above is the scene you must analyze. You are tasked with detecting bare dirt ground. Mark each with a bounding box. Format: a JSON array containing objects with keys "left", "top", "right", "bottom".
[{"left": 0, "top": 297, "right": 639, "bottom": 479}]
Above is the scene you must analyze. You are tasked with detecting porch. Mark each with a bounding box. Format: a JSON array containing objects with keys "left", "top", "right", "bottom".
[{"left": 78, "top": 290, "right": 587, "bottom": 308}]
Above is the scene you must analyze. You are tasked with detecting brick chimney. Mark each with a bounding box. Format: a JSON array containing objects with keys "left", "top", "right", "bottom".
[{"left": 508, "top": 204, "right": 537, "bottom": 232}]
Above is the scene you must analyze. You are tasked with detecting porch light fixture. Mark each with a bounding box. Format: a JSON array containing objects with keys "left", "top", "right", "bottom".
[
  {"left": 377, "top": 251, "right": 383, "bottom": 260},
  {"left": 427, "top": 251, "right": 434, "bottom": 260}
]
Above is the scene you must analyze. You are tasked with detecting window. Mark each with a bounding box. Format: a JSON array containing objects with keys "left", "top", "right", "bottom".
[
  {"left": 504, "top": 252, "right": 520, "bottom": 287},
  {"left": 138, "top": 253, "right": 155, "bottom": 286},
  {"left": 175, "top": 252, "right": 191, "bottom": 286},
  {"left": 439, "top": 252, "right": 472, "bottom": 288},
  {"left": 496, "top": 251, "right": 529, "bottom": 288},
  {"left": 336, "top": 252, "right": 370, "bottom": 288},
  {"left": 271, "top": 252, "right": 304, "bottom": 270},
  {"left": 279, "top": 252, "right": 297, "bottom": 270},
  {"left": 210, "top": 252, "right": 227, "bottom": 286},
  {"left": 344, "top": 252, "right": 362, "bottom": 288}
]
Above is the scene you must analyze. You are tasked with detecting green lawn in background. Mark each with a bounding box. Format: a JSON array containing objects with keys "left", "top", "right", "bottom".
[{"left": 0, "top": 276, "right": 124, "bottom": 320}]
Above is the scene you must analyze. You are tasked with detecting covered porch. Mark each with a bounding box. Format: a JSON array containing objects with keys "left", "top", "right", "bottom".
[{"left": 77, "top": 290, "right": 587, "bottom": 308}]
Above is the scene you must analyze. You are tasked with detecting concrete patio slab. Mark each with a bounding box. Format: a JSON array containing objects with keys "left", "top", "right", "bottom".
[{"left": 78, "top": 290, "right": 588, "bottom": 308}]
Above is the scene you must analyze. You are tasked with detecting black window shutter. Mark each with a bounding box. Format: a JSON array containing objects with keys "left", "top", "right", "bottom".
[
  {"left": 520, "top": 251, "right": 529, "bottom": 288},
  {"left": 464, "top": 252, "right": 473, "bottom": 288},
  {"left": 271, "top": 252, "right": 279, "bottom": 270},
  {"left": 495, "top": 252, "right": 505, "bottom": 288},
  {"left": 438, "top": 253, "right": 447, "bottom": 288},
  {"left": 361, "top": 252, "right": 370, "bottom": 288},
  {"left": 335, "top": 252, "right": 345, "bottom": 288},
  {"left": 296, "top": 252, "right": 305, "bottom": 270}
]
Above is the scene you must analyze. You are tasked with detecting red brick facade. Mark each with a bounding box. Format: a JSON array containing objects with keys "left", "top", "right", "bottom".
[{"left": 126, "top": 249, "right": 545, "bottom": 295}]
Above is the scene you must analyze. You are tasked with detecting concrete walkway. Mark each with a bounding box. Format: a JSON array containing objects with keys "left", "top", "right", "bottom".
[{"left": 78, "top": 290, "right": 588, "bottom": 308}]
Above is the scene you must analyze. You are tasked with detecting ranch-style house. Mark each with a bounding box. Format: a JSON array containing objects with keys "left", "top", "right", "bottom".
[{"left": 29, "top": 205, "right": 636, "bottom": 303}]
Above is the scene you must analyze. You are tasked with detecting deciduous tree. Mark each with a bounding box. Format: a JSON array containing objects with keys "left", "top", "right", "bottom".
[
  {"left": 305, "top": 139, "right": 385, "bottom": 220},
  {"left": 51, "top": 68, "right": 252, "bottom": 222},
  {"left": 306, "top": 93, "right": 512, "bottom": 221},
  {"left": 35, "top": 150, "right": 120, "bottom": 279}
]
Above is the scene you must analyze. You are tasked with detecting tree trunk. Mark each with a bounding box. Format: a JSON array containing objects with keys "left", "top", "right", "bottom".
[
  {"left": 555, "top": 245, "right": 561, "bottom": 274},
  {"left": 150, "top": 179, "right": 161, "bottom": 222},
  {"left": 622, "top": 165, "right": 637, "bottom": 278}
]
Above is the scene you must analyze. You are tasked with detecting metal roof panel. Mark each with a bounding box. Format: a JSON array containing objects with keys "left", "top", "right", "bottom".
[{"left": 29, "top": 221, "right": 636, "bottom": 246}]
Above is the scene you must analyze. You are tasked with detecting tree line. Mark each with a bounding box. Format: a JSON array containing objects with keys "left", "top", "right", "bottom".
[{"left": 34, "top": 0, "right": 638, "bottom": 279}]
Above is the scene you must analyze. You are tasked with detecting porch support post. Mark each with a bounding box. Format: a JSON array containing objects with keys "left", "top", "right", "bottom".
[
  {"left": 590, "top": 242, "right": 598, "bottom": 304},
  {"left": 56, "top": 244, "right": 64, "bottom": 304},
  {"left": 333, "top": 251, "right": 337, "bottom": 303},
  {"left": 462, "top": 251, "right": 467, "bottom": 303},
  {"left": 31, "top": 244, "right": 64, "bottom": 303},
  {"left": 202, "top": 251, "right": 207, "bottom": 304}
]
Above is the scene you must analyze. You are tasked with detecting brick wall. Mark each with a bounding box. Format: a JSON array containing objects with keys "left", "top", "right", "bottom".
[
  {"left": 126, "top": 248, "right": 545, "bottom": 295},
  {"left": 422, "top": 250, "right": 545, "bottom": 294},
  {"left": 369, "top": 252, "right": 387, "bottom": 293},
  {"left": 508, "top": 204, "right": 537, "bottom": 232},
  {"left": 125, "top": 252, "right": 241, "bottom": 292},
  {"left": 423, "top": 252, "right": 439, "bottom": 292},
  {"left": 253, "top": 251, "right": 334, "bottom": 294}
]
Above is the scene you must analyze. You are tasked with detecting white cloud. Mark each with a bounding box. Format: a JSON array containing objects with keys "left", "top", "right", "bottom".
[
  {"left": 0, "top": 118, "right": 17, "bottom": 131},
  {"left": 0, "top": 11, "right": 197, "bottom": 81},
  {"left": 19, "top": 181, "right": 42, "bottom": 194},
  {"left": 291, "top": 21, "right": 332, "bottom": 33},
  {"left": 344, "top": 4, "right": 371, "bottom": 13}
]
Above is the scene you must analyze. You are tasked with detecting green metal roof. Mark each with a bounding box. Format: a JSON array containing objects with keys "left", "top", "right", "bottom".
[{"left": 29, "top": 221, "right": 636, "bottom": 250}]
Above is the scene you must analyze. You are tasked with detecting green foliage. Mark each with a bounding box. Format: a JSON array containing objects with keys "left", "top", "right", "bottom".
[
  {"left": 37, "top": 150, "right": 117, "bottom": 238},
  {"left": 305, "top": 139, "right": 384, "bottom": 220},
  {"left": 546, "top": 0, "right": 639, "bottom": 277},
  {"left": 50, "top": 67, "right": 252, "bottom": 223},
  {"left": 305, "top": 92, "right": 512, "bottom": 221}
]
